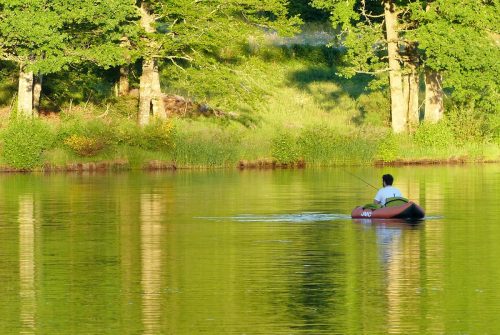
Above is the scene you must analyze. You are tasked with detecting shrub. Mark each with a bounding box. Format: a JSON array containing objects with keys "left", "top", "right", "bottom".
[
  {"left": 141, "top": 119, "right": 176, "bottom": 151},
  {"left": 271, "top": 130, "right": 300, "bottom": 164},
  {"left": 446, "top": 106, "right": 487, "bottom": 145},
  {"left": 376, "top": 133, "right": 400, "bottom": 162},
  {"left": 56, "top": 117, "right": 115, "bottom": 146},
  {"left": 64, "top": 134, "right": 106, "bottom": 157},
  {"left": 488, "top": 112, "right": 500, "bottom": 145},
  {"left": 413, "top": 121, "right": 454, "bottom": 148},
  {"left": 113, "top": 120, "right": 143, "bottom": 147},
  {"left": 355, "top": 92, "right": 391, "bottom": 127},
  {"left": 297, "top": 125, "right": 337, "bottom": 163},
  {"left": 1, "top": 118, "right": 54, "bottom": 169},
  {"left": 112, "top": 95, "right": 139, "bottom": 118}
]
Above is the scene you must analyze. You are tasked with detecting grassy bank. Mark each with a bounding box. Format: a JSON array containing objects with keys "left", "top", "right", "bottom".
[
  {"left": 0, "top": 108, "right": 497, "bottom": 172},
  {"left": 0, "top": 44, "right": 498, "bottom": 171}
]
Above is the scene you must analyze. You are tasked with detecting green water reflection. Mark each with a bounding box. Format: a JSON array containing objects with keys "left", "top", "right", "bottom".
[{"left": 0, "top": 165, "right": 499, "bottom": 334}]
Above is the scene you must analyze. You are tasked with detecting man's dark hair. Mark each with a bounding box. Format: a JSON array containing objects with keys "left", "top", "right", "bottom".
[{"left": 382, "top": 174, "right": 394, "bottom": 185}]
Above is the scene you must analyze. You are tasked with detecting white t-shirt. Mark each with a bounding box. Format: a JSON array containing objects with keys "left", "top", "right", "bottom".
[{"left": 374, "top": 186, "right": 403, "bottom": 205}]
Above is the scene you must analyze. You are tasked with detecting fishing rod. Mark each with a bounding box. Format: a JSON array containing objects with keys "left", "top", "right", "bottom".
[{"left": 344, "top": 170, "right": 378, "bottom": 190}]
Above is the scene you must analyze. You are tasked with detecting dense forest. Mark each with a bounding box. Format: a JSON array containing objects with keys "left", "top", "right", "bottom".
[{"left": 0, "top": 0, "right": 498, "bottom": 170}]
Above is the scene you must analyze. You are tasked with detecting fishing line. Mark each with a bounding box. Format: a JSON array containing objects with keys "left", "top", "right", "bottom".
[{"left": 343, "top": 169, "right": 378, "bottom": 190}]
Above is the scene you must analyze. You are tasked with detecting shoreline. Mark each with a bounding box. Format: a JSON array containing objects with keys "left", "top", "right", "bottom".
[{"left": 0, "top": 157, "right": 498, "bottom": 174}]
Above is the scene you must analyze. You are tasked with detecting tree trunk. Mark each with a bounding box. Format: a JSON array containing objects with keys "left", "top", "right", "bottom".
[
  {"left": 384, "top": 0, "right": 407, "bottom": 133},
  {"left": 118, "top": 66, "right": 130, "bottom": 96},
  {"left": 138, "top": 2, "right": 166, "bottom": 126},
  {"left": 139, "top": 59, "right": 153, "bottom": 126},
  {"left": 424, "top": 71, "right": 444, "bottom": 123},
  {"left": 151, "top": 64, "right": 166, "bottom": 119},
  {"left": 33, "top": 74, "right": 43, "bottom": 116},
  {"left": 408, "top": 69, "right": 419, "bottom": 127},
  {"left": 17, "top": 64, "right": 34, "bottom": 117},
  {"left": 403, "top": 64, "right": 419, "bottom": 131}
]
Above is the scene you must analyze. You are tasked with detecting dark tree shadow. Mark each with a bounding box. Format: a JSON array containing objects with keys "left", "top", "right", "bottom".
[
  {"left": 283, "top": 46, "right": 374, "bottom": 113},
  {"left": 291, "top": 67, "right": 372, "bottom": 96}
]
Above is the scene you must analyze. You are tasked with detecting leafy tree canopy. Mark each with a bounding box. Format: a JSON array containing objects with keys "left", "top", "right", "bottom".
[{"left": 0, "top": 0, "right": 138, "bottom": 73}]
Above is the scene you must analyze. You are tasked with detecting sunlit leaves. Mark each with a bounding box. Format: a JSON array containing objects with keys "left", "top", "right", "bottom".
[{"left": 0, "top": 0, "right": 138, "bottom": 73}]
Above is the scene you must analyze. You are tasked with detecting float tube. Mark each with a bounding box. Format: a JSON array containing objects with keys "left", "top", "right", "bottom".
[{"left": 351, "top": 198, "right": 425, "bottom": 220}]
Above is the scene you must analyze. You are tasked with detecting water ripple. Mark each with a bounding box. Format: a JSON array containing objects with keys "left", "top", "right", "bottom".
[{"left": 196, "top": 212, "right": 351, "bottom": 223}]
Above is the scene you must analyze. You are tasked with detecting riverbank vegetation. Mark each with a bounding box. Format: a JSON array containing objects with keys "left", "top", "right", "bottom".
[{"left": 0, "top": 1, "right": 498, "bottom": 171}]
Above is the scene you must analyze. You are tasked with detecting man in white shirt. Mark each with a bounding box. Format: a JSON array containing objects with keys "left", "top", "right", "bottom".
[{"left": 374, "top": 174, "right": 403, "bottom": 206}]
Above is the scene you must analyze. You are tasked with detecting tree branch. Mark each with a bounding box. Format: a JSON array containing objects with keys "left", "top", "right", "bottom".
[{"left": 356, "top": 68, "right": 391, "bottom": 74}]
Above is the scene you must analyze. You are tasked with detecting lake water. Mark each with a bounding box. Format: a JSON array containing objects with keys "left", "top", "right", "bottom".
[{"left": 0, "top": 165, "right": 499, "bottom": 334}]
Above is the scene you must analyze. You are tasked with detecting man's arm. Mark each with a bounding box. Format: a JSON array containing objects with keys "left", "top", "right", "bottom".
[{"left": 374, "top": 189, "right": 383, "bottom": 205}]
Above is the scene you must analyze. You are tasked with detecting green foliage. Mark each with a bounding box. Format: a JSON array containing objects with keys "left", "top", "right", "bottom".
[
  {"left": 113, "top": 119, "right": 144, "bottom": 147},
  {"left": 413, "top": 122, "right": 455, "bottom": 148},
  {"left": 288, "top": 0, "right": 330, "bottom": 22},
  {"left": 172, "top": 125, "right": 240, "bottom": 167},
  {"left": 44, "top": 67, "right": 117, "bottom": 108},
  {"left": 355, "top": 91, "right": 390, "bottom": 126},
  {"left": 446, "top": 106, "right": 488, "bottom": 145},
  {"left": 145, "top": 0, "right": 301, "bottom": 75},
  {"left": 1, "top": 118, "right": 54, "bottom": 169},
  {"left": 488, "top": 112, "right": 500, "bottom": 145},
  {"left": 111, "top": 95, "right": 139, "bottom": 119},
  {"left": 0, "top": 61, "right": 17, "bottom": 106},
  {"left": 297, "top": 125, "right": 377, "bottom": 165},
  {"left": 376, "top": 133, "right": 400, "bottom": 163},
  {"left": 411, "top": 1, "right": 499, "bottom": 114},
  {"left": 297, "top": 125, "right": 336, "bottom": 163},
  {"left": 53, "top": 114, "right": 120, "bottom": 159},
  {"left": 312, "top": 0, "right": 499, "bottom": 133},
  {"left": 310, "top": 0, "right": 386, "bottom": 78},
  {"left": 162, "top": 59, "right": 266, "bottom": 115},
  {"left": 141, "top": 120, "right": 176, "bottom": 151},
  {"left": 0, "top": 0, "right": 137, "bottom": 74},
  {"left": 271, "top": 130, "right": 300, "bottom": 164},
  {"left": 56, "top": 116, "right": 115, "bottom": 148},
  {"left": 55, "top": 112, "right": 176, "bottom": 156},
  {"left": 112, "top": 118, "right": 176, "bottom": 151},
  {"left": 64, "top": 134, "right": 106, "bottom": 157}
]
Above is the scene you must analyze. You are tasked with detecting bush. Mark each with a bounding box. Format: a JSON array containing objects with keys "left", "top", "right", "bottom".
[
  {"left": 376, "top": 133, "right": 400, "bottom": 162},
  {"left": 271, "top": 130, "right": 300, "bottom": 164},
  {"left": 56, "top": 117, "right": 115, "bottom": 145},
  {"left": 113, "top": 119, "right": 176, "bottom": 150},
  {"left": 488, "top": 112, "right": 500, "bottom": 145},
  {"left": 55, "top": 117, "right": 117, "bottom": 157},
  {"left": 111, "top": 95, "right": 139, "bottom": 118},
  {"left": 64, "top": 134, "right": 106, "bottom": 157},
  {"left": 355, "top": 92, "right": 391, "bottom": 127},
  {"left": 298, "top": 125, "right": 337, "bottom": 163},
  {"left": 446, "top": 106, "right": 487, "bottom": 145},
  {"left": 113, "top": 119, "right": 143, "bottom": 146},
  {"left": 1, "top": 118, "right": 54, "bottom": 169},
  {"left": 141, "top": 119, "right": 176, "bottom": 151},
  {"left": 413, "top": 121, "right": 455, "bottom": 148},
  {"left": 354, "top": 92, "right": 391, "bottom": 127}
]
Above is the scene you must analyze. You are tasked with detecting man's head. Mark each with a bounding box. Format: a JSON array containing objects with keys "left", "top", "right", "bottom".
[{"left": 382, "top": 174, "right": 394, "bottom": 187}]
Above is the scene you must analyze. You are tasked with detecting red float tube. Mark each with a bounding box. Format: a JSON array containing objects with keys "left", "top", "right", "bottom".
[{"left": 351, "top": 202, "right": 425, "bottom": 220}]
